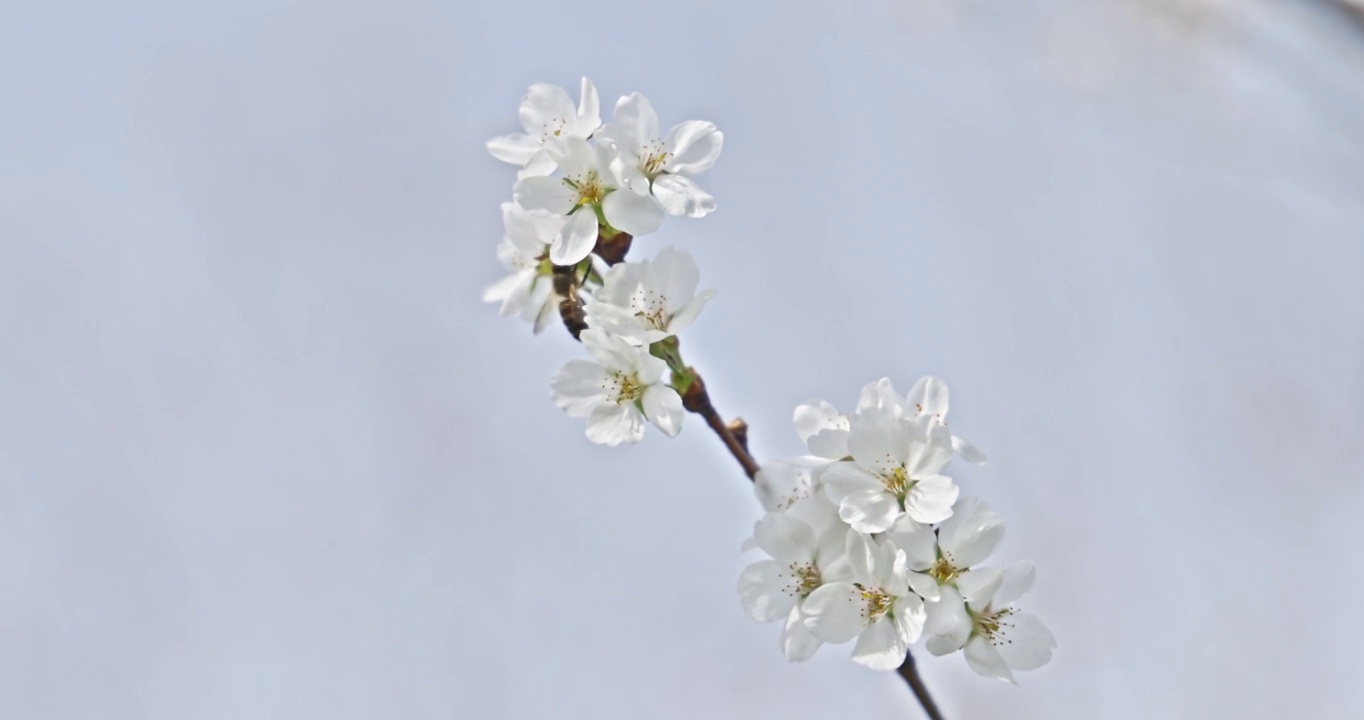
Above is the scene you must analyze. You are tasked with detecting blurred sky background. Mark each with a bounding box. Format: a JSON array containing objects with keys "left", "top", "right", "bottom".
[{"left": 3, "top": 0, "right": 1363, "bottom": 718}]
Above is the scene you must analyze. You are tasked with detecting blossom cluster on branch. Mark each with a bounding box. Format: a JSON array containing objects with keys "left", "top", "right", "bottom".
[{"left": 483, "top": 78, "right": 1054, "bottom": 698}]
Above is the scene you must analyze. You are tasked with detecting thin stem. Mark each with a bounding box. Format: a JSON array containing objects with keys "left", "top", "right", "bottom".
[
  {"left": 678, "top": 370, "right": 759, "bottom": 480},
  {"left": 897, "top": 651, "right": 945, "bottom": 720}
]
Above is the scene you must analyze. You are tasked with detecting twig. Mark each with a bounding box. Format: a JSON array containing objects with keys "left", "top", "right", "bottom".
[
  {"left": 897, "top": 651, "right": 945, "bottom": 720},
  {"left": 679, "top": 372, "right": 760, "bottom": 481}
]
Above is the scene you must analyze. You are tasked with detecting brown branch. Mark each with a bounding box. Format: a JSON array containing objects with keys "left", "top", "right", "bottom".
[
  {"left": 897, "top": 651, "right": 945, "bottom": 720},
  {"left": 679, "top": 371, "right": 760, "bottom": 481}
]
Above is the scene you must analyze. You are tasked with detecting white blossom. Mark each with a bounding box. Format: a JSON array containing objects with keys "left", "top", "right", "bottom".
[
  {"left": 800, "top": 529, "right": 927, "bottom": 670},
  {"left": 754, "top": 459, "right": 818, "bottom": 512},
  {"left": 921, "top": 562, "right": 1055, "bottom": 683},
  {"left": 481, "top": 202, "right": 565, "bottom": 332},
  {"left": 859, "top": 377, "right": 987, "bottom": 465},
  {"left": 821, "top": 408, "right": 959, "bottom": 533},
  {"left": 513, "top": 137, "right": 664, "bottom": 264},
  {"left": 583, "top": 246, "right": 715, "bottom": 345},
  {"left": 598, "top": 92, "right": 723, "bottom": 217},
  {"left": 486, "top": 78, "right": 601, "bottom": 178},
  {"left": 549, "top": 328, "right": 684, "bottom": 446},
  {"left": 738, "top": 495, "right": 848, "bottom": 661}
]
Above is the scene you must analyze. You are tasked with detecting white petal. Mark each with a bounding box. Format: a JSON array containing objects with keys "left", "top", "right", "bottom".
[
  {"left": 641, "top": 384, "right": 684, "bottom": 438},
  {"left": 602, "top": 189, "right": 664, "bottom": 236},
  {"left": 737, "top": 560, "right": 798, "bottom": 623},
  {"left": 995, "top": 610, "right": 1056, "bottom": 671},
  {"left": 579, "top": 328, "right": 637, "bottom": 373},
  {"left": 549, "top": 360, "right": 609, "bottom": 417},
  {"left": 513, "top": 176, "right": 576, "bottom": 215},
  {"left": 550, "top": 210, "right": 599, "bottom": 265},
  {"left": 664, "top": 121, "right": 723, "bottom": 175},
  {"left": 634, "top": 352, "right": 669, "bottom": 386},
  {"left": 850, "top": 618, "right": 907, "bottom": 670},
  {"left": 481, "top": 270, "right": 524, "bottom": 306},
  {"left": 820, "top": 462, "right": 882, "bottom": 503},
  {"left": 486, "top": 133, "right": 540, "bottom": 165},
  {"left": 956, "top": 567, "right": 1004, "bottom": 611},
  {"left": 781, "top": 607, "right": 823, "bottom": 662},
  {"left": 651, "top": 173, "right": 716, "bottom": 217},
  {"left": 844, "top": 528, "right": 878, "bottom": 586},
  {"left": 924, "top": 586, "right": 972, "bottom": 656},
  {"left": 903, "top": 474, "right": 958, "bottom": 525},
  {"left": 937, "top": 496, "right": 1004, "bottom": 568},
  {"left": 857, "top": 378, "right": 904, "bottom": 414},
  {"left": 992, "top": 561, "right": 1036, "bottom": 608},
  {"left": 806, "top": 427, "right": 851, "bottom": 461},
  {"left": 881, "top": 516, "right": 938, "bottom": 571},
  {"left": 793, "top": 400, "right": 847, "bottom": 442},
  {"left": 650, "top": 246, "right": 701, "bottom": 311},
  {"left": 584, "top": 403, "right": 645, "bottom": 446},
  {"left": 544, "top": 136, "right": 598, "bottom": 178},
  {"left": 907, "top": 376, "right": 949, "bottom": 419},
  {"left": 613, "top": 92, "right": 660, "bottom": 150},
  {"left": 754, "top": 461, "right": 815, "bottom": 511},
  {"left": 666, "top": 289, "right": 715, "bottom": 335},
  {"left": 516, "top": 148, "right": 558, "bottom": 178},
  {"left": 952, "top": 434, "right": 989, "bottom": 464},
  {"left": 906, "top": 416, "right": 954, "bottom": 477},
  {"left": 838, "top": 488, "right": 901, "bottom": 534},
  {"left": 752, "top": 512, "right": 817, "bottom": 563},
  {"left": 906, "top": 570, "right": 940, "bottom": 602},
  {"left": 847, "top": 408, "right": 910, "bottom": 475},
  {"left": 892, "top": 593, "right": 926, "bottom": 645},
  {"left": 801, "top": 583, "right": 865, "bottom": 644},
  {"left": 574, "top": 77, "right": 601, "bottom": 135},
  {"left": 964, "top": 636, "right": 1017, "bottom": 684},
  {"left": 519, "top": 82, "right": 576, "bottom": 136}
]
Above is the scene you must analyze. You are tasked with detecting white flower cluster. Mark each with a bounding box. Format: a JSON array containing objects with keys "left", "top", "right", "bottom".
[
  {"left": 740, "top": 377, "right": 1056, "bottom": 682},
  {"left": 484, "top": 80, "right": 1055, "bottom": 687},
  {"left": 483, "top": 78, "right": 722, "bottom": 445}
]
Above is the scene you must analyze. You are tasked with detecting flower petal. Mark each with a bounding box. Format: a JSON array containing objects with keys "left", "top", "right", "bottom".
[
  {"left": 573, "top": 77, "right": 601, "bottom": 135},
  {"left": 924, "top": 586, "right": 972, "bottom": 656},
  {"left": 964, "top": 636, "right": 1017, "bottom": 684},
  {"left": 838, "top": 488, "right": 901, "bottom": 534},
  {"left": 995, "top": 610, "right": 1056, "bottom": 671},
  {"left": 906, "top": 416, "right": 954, "bottom": 476},
  {"left": 641, "top": 384, "right": 684, "bottom": 438},
  {"left": 850, "top": 618, "right": 908, "bottom": 670},
  {"left": 550, "top": 210, "right": 599, "bottom": 265},
  {"left": 513, "top": 176, "right": 576, "bottom": 215},
  {"left": 584, "top": 403, "right": 645, "bottom": 446},
  {"left": 848, "top": 408, "right": 910, "bottom": 475},
  {"left": 992, "top": 561, "right": 1036, "bottom": 608},
  {"left": 737, "top": 560, "right": 798, "bottom": 623},
  {"left": 892, "top": 593, "right": 926, "bottom": 645},
  {"left": 956, "top": 566, "right": 1005, "bottom": 611},
  {"left": 881, "top": 516, "right": 938, "bottom": 571},
  {"left": 664, "top": 120, "right": 723, "bottom": 175},
  {"left": 781, "top": 607, "right": 823, "bottom": 662},
  {"left": 666, "top": 289, "right": 715, "bottom": 335},
  {"left": 549, "top": 360, "right": 609, "bottom": 417},
  {"left": 651, "top": 173, "right": 717, "bottom": 217},
  {"left": 952, "top": 435, "right": 989, "bottom": 465},
  {"left": 801, "top": 582, "right": 865, "bottom": 644},
  {"left": 937, "top": 496, "right": 1005, "bottom": 568},
  {"left": 519, "top": 82, "right": 576, "bottom": 136},
  {"left": 752, "top": 511, "right": 817, "bottom": 563},
  {"left": 602, "top": 189, "right": 664, "bottom": 236},
  {"left": 907, "top": 376, "right": 949, "bottom": 419},
  {"left": 903, "top": 474, "right": 958, "bottom": 525},
  {"left": 486, "top": 133, "right": 540, "bottom": 165}
]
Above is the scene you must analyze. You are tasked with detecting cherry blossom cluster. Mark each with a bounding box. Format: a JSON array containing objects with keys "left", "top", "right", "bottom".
[
  {"left": 483, "top": 78, "right": 722, "bottom": 445},
  {"left": 483, "top": 79, "right": 1053, "bottom": 690},
  {"left": 742, "top": 378, "right": 1056, "bottom": 681}
]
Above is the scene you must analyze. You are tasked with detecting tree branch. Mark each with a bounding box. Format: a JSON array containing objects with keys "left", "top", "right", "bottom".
[
  {"left": 555, "top": 236, "right": 946, "bottom": 719},
  {"left": 897, "top": 650, "right": 945, "bottom": 720}
]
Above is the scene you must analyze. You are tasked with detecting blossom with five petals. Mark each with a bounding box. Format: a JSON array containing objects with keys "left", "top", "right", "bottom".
[
  {"left": 921, "top": 562, "right": 1056, "bottom": 683},
  {"left": 486, "top": 78, "right": 601, "bottom": 178},
  {"left": 583, "top": 246, "right": 715, "bottom": 345},
  {"left": 598, "top": 92, "right": 723, "bottom": 217},
  {"left": 822, "top": 408, "right": 959, "bottom": 533},
  {"left": 513, "top": 138, "right": 664, "bottom": 265},
  {"left": 549, "top": 328, "right": 684, "bottom": 446}
]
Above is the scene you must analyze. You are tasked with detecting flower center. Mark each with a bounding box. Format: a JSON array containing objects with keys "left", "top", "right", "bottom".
[
  {"left": 971, "top": 606, "right": 1017, "bottom": 646},
  {"left": 565, "top": 172, "right": 606, "bottom": 207},
  {"left": 539, "top": 118, "right": 569, "bottom": 142},
  {"left": 631, "top": 289, "right": 669, "bottom": 330},
  {"left": 640, "top": 139, "right": 671, "bottom": 176},
  {"left": 610, "top": 372, "right": 644, "bottom": 403},
  {"left": 853, "top": 583, "right": 893, "bottom": 623},
  {"left": 928, "top": 555, "right": 959, "bottom": 584},
  {"left": 881, "top": 466, "right": 911, "bottom": 497},
  {"left": 783, "top": 562, "right": 822, "bottom": 598}
]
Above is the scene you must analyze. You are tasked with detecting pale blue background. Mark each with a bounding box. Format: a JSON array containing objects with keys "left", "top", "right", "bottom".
[{"left": 3, "top": 1, "right": 1363, "bottom": 718}]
